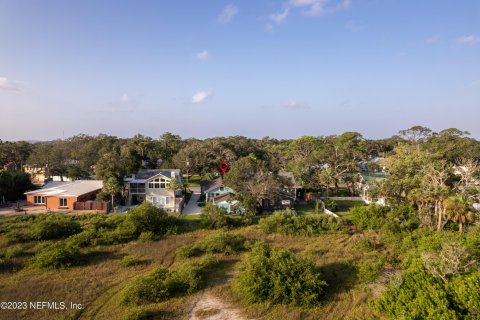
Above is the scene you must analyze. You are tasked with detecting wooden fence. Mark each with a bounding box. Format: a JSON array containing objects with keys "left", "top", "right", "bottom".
[{"left": 74, "top": 201, "right": 110, "bottom": 213}]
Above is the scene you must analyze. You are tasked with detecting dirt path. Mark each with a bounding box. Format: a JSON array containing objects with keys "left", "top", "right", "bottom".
[{"left": 189, "top": 292, "right": 246, "bottom": 320}]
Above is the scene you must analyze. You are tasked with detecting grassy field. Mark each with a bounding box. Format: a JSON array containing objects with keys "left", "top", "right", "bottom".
[{"left": 0, "top": 211, "right": 386, "bottom": 320}]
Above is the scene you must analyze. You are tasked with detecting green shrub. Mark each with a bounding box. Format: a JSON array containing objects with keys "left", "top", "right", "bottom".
[
  {"left": 259, "top": 209, "right": 344, "bottom": 236},
  {"left": 3, "top": 230, "right": 32, "bottom": 245},
  {"left": 139, "top": 231, "right": 156, "bottom": 242},
  {"left": 122, "top": 255, "right": 218, "bottom": 305},
  {"left": 351, "top": 205, "right": 418, "bottom": 232},
  {"left": 67, "top": 229, "right": 97, "bottom": 247},
  {"left": 32, "top": 242, "right": 81, "bottom": 269},
  {"left": 350, "top": 205, "right": 389, "bottom": 230},
  {"left": 123, "top": 202, "right": 180, "bottom": 236},
  {"left": 124, "top": 307, "right": 154, "bottom": 320},
  {"left": 235, "top": 243, "right": 327, "bottom": 307},
  {"left": 119, "top": 256, "right": 144, "bottom": 267},
  {"left": 200, "top": 203, "right": 233, "bottom": 229},
  {"left": 177, "top": 232, "right": 248, "bottom": 258},
  {"left": 324, "top": 199, "right": 338, "bottom": 212},
  {"left": 374, "top": 259, "right": 458, "bottom": 320},
  {"left": 30, "top": 218, "right": 82, "bottom": 240},
  {"left": 448, "top": 272, "right": 480, "bottom": 315},
  {"left": 357, "top": 252, "right": 386, "bottom": 283},
  {"left": 4, "top": 245, "right": 24, "bottom": 259}
]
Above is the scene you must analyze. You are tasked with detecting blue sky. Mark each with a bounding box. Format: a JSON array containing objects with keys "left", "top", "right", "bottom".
[{"left": 1, "top": 0, "right": 479, "bottom": 141}]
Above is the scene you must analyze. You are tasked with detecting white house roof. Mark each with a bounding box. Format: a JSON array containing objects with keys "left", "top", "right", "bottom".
[{"left": 25, "top": 180, "right": 103, "bottom": 197}]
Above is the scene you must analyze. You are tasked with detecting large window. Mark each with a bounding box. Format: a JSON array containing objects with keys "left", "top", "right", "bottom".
[
  {"left": 130, "top": 183, "right": 145, "bottom": 194},
  {"left": 158, "top": 196, "right": 170, "bottom": 205},
  {"left": 148, "top": 178, "right": 170, "bottom": 189},
  {"left": 59, "top": 198, "right": 67, "bottom": 207},
  {"left": 33, "top": 196, "right": 45, "bottom": 204}
]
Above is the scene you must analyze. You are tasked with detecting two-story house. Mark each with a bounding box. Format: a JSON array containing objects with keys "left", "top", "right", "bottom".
[{"left": 125, "top": 169, "right": 184, "bottom": 213}]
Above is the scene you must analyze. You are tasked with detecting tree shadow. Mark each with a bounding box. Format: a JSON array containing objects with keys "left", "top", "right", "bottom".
[
  {"left": 318, "top": 261, "right": 358, "bottom": 299},
  {"left": 78, "top": 250, "right": 125, "bottom": 266}
]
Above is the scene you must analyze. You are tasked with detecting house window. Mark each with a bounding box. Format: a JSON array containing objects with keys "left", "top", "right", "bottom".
[
  {"left": 59, "top": 198, "right": 67, "bottom": 207},
  {"left": 148, "top": 178, "right": 160, "bottom": 189},
  {"left": 33, "top": 196, "right": 46, "bottom": 204},
  {"left": 148, "top": 178, "right": 170, "bottom": 189},
  {"left": 158, "top": 197, "right": 170, "bottom": 205}
]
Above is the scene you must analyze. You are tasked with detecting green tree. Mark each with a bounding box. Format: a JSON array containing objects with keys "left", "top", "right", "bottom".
[{"left": 103, "top": 177, "right": 123, "bottom": 208}]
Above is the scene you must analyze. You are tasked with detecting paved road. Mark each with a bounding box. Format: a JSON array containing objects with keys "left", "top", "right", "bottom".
[{"left": 182, "top": 186, "right": 202, "bottom": 215}]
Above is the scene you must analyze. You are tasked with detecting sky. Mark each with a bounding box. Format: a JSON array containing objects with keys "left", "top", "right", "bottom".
[{"left": 1, "top": 0, "right": 479, "bottom": 141}]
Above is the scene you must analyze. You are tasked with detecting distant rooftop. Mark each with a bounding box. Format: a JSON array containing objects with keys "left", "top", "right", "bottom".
[{"left": 25, "top": 180, "right": 103, "bottom": 197}]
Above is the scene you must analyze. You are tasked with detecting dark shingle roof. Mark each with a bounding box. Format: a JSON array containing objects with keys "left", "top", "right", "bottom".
[{"left": 135, "top": 169, "right": 180, "bottom": 180}]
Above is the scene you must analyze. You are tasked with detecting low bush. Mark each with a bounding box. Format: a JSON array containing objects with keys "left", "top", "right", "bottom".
[
  {"left": 124, "top": 307, "right": 154, "bottom": 320},
  {"left": 122, "top": 255, "right": 218, "bottom": 304},
  {"left": 177, "top": 232, "right": 248, "bottom": 258},
  {"left": 323, "top": 198, "right": 338, "bottom": 212},
  {"left": 357, "top": 252, "right": 386, "bottom": 283},
  {"left": 235, "top": 242, "right": 327, "bottom": 307},
  {"left": 119, "top": 256, "right": 144, "bottom": 267},
  {"left": 200, "top": 203, "right": 233, "bottom": 229},
  {"left": 350, "top": 205, "right": 418, "bottom": 232},
  {"left": 259, "top": 209, "right": 345, "bottom": 236},
  {"left": 67, "top": 229, "right": 97, "bottom": 247},
  {"left": 30, "top": 218, "right": 82, "bottom": 240},
  {"left": 3, "top": 230, "right": 32, "bottom": 245},
  {"left": 3, "top": 245, "right": 24, "bottom": 259},
  {"left": 123, "top": 202, "right": 180, "bottom": 236},
  {"left": 374, "top": 259, "right": 480, "bottom": 320},
  {"left": 32, "top": 242, "right": 81, "bottom": 269},
  {"left": 139, "top": 231, "right": 157, "bottom": 242}
]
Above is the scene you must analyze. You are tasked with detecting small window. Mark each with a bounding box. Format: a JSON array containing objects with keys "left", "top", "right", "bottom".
[
  {"left": 59, "top": 198, "right": 67, "bottom": 207},
  {"left": 220, "top": 186, "right": 225, "bottom": 191},
  {"left": 33, "top": 196, "right": 46, "bottom": 204}
]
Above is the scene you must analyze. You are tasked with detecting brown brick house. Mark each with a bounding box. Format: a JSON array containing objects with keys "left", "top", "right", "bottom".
[{"left": 25, "top": 180, "right": 103, "bottom": 210}]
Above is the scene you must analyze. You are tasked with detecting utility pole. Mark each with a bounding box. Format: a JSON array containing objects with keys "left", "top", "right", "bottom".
[{"left": 186, "top": 160, "right": 190, "bottom": 189}]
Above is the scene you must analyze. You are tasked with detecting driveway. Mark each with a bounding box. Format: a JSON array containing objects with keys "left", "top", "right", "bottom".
[{"left": 183, "top": 186, "right": 202, "bottom": 215}]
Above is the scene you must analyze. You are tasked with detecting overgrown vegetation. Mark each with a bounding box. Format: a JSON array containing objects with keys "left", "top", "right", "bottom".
[
  {"left": 200, "top": 203, "right": 234, "bottom": 229},
  {"left": 259, "top": 209, "right": 345, "bottom": 236},
  {"left": 176, "top": 232, "right": 248, "bottom": 258},
  {"left": 122, "top": 255, "right": 219, "bottom": 305},
  {"left": 32, "top": 242, "right": 81, "bottom": 269},
  {"left": 235, "top": 242, "right": 328, "bottom": 307}
]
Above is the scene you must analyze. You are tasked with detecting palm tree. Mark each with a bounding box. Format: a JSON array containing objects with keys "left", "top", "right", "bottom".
[
  {"left": 445, "top": 195, "right": 475, "bottom": 233},
  {"left": 103, "top": 177, "right": 122, "bottom": 210},
  {"left": 167, "top": 178, "right": 182, "bottom": 212},
  {"left": 316, "top": 167, "right": 336, "bottom": 199}
]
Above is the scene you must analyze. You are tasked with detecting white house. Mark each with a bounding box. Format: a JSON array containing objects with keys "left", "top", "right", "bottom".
[{"left": 125, "top": 169, "right": 184, "bottom": 212}]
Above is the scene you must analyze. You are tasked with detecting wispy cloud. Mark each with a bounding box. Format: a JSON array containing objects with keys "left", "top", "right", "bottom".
[
  {"left": 191, "top": 91, "right": 212, "bottom": 104},
  {"left": 106, "top": 93, "right": 140, "bottom": 113},
  {"left": 284, "top": 100, "right": 310, "bottom": 109},
  {"left": 195, "top": 50, "right": 210, "bottom": 60},
  {"left": 0, "top": 76, "right": 22, "bottom": 91},
  {"left": 458, "top": 34, "right": 480, "bottom": 45},
  {"left": 288, "top": 0, "right": 351, "bottom": 16},
  {"left": 269, "top": 9, "right": 289, "bottom": 24},
  {"left": 218, "top": 4, "right": 238, "bottom": 24}
]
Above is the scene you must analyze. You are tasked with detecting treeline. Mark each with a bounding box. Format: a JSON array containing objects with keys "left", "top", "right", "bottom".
[{"left": 1, "top": 126, "right": 480, "bottom": 201}]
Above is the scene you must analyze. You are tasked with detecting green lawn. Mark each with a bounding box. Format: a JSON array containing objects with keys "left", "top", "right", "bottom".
[
  {"left": 295, "top": 200, "right": 365, "bottom": 219},
  {"left": 183, "top": 175, "right": 201, "bottom": 187}
]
